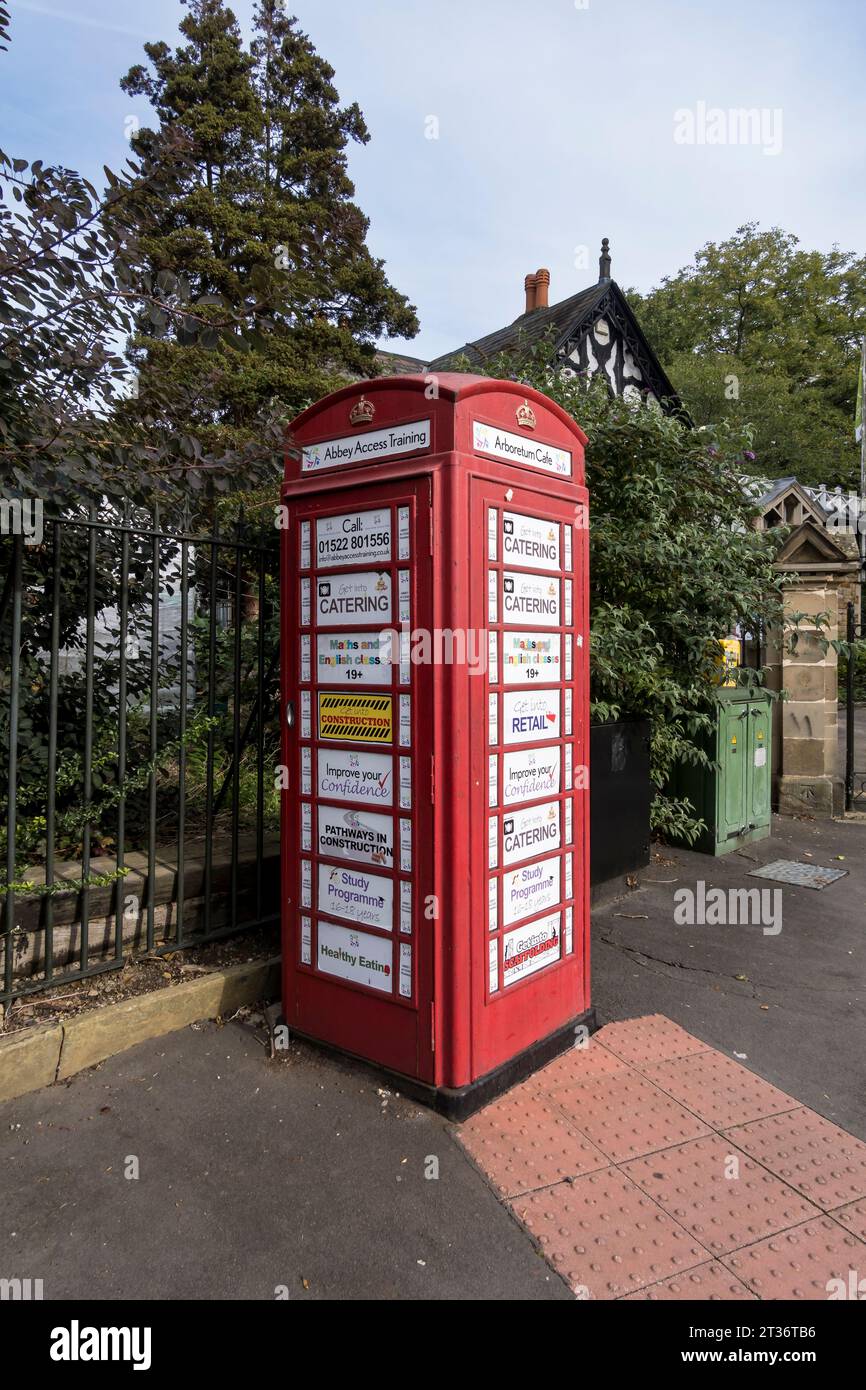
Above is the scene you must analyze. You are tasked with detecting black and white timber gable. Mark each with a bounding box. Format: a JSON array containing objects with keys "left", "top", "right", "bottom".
[{"left": 427, "top": 240, "right": 678, "bottom": 412}]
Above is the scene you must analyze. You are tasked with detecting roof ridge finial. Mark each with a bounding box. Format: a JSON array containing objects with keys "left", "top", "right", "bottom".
[{"left": 599, "top": 236, "right": 611, "bottom": 284}]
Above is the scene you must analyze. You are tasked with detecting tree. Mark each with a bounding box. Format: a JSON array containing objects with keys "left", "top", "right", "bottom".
[
  {"left": 118, "top": 0, "right": 418, "bottom": 451},
  {"left": 628, "top": 223, "right": 866, "bottom": 487},
  {"left": 0, "top": 124, "right": 263, "bottom": 507},
  {"left": 662, "top": 350, "right": 847, "bottom": 487},
  {"left": 463, "top": 339, "right": 786, "bottom": 840}
]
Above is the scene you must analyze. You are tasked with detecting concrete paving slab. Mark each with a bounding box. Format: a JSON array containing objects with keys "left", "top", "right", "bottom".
[
  {"left": 621, "top": 1133, "right": 820, "bottom": 1256},
  {"left": 535, "top": 1038, "right": 627, "bottom": 1089},
  {"left": 722, "top": 1108, "right": 866, "bottom": 1210},
  {"left": 548, "top": 1068, "right": 712, "bottom": 1163},
  {"left": 830, "top": 1197, "right": 866, "bottom": 1240},
  {"left": 720, "top": 1216, "right": 864, "bottom": 1300},
  {"left": 590, "top": 1014, "right": 710, "bottom": 1067},
  {"left": 621, "top": 1260, "right": 757, "bottom": 1301},
  {"left": 512, "top": 1165, "right": 711, "bottom": 1300},
  {"left": 641, "top": 1050, "right": 800, "bottom": 1130},
  {"left": 459, "top": 1088, "right": 608, "bottom": 1198}
]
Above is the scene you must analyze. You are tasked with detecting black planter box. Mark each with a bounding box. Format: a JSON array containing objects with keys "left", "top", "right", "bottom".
[{"left": 590, "top": 720, "right": 651, "bottom": 900}]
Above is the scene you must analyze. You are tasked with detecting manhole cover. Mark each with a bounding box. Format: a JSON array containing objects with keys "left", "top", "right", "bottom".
[{"left": 748, "top": 859, "right": 848, "bottom": 890}]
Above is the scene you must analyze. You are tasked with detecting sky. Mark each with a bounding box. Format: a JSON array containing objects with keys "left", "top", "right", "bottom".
[{"left": 3, "top": 0, "right": 866, "bottom": 362}]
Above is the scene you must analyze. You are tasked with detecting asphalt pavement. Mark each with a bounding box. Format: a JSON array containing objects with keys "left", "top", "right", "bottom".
[
  {"left": 3, "top": 809, "right": 863, "bottom": 1300},
  {"left": 592, "top": 813, "right": 866, "bottom": 1141}
]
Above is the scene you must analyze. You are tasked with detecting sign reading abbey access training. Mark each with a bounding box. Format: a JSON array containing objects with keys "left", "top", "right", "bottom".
[{"left": 302, "top": 421, "right": 431, "bottom": 472}]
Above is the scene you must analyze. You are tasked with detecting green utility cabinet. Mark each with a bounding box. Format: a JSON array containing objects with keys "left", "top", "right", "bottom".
[{"left": 670, "top": 688, "right": 772, "bottom": 856}]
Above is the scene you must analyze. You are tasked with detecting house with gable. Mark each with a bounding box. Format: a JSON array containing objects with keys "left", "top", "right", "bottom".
[{"left": 425, "top": 240, "right": 677, "bottom": 410}]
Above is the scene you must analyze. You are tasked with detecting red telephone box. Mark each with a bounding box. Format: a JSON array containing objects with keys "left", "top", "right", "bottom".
[{"left": 280, "top": 373, "right": 593, "bottom": 1117}]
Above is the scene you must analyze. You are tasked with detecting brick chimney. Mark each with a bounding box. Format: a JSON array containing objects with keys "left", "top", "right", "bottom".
[
  {"left": 534, "top": 267, "right": 550, "bottom": 309},
  {"left": 524, "top": 273, "right": 537, "bottom": 314}
]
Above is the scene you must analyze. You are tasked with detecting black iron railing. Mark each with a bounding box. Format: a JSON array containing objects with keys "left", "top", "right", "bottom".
[{"left": 0, "top": 505, "right": 280, "bottom": 1006}]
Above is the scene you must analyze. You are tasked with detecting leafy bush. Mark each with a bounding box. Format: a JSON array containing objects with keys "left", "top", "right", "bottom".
[{"left": 466, "top": 345, "right": 786, "bottom": 836}]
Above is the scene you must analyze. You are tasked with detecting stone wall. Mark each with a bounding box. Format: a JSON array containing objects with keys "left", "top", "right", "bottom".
[{"left": 774, "top": 576, "right": 850, "bottom": 817}]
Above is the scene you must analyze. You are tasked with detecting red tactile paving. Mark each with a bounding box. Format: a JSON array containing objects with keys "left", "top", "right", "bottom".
[
  {"left": 830, "top": 1198, "right": 866, "bottom": 1241},
  {"left": 458, "top": 1089, "right": 607, "bottom": 1198},
  {"left": 621, "top": 1260, "right": 757, "bottom": 1301},
  {"left": 514, "top": 1166, "right": 710, "bottom": 1300},
  {"left": 621, "top": 1134, "right": 820, "bottom": 1255},
  {"left": 456, "top": 1015, "right": 866, "bottom": 1301},
  {"left": 643, "top": 1050, "right": 799, "bottom": 1129},
  {"left": 596, "top": 1014, "right": 711, "bottom": 1068},
  {"left": 549, "top": 1068, "right": 711, "bottom": 1163},
  {"left": 535, "top": 1039, "right": 628, "bottom": 1090},
  {"left": 721, "top": 1216, "right": 866, "bottom": 1300},
  {"left": 723, "top": 1108, "right": 866, "bottom": 1210}
]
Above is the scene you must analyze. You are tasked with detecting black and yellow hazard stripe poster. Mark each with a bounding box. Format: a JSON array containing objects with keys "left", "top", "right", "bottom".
[{"left": 317, "top": 691, "right": 393, "bottom": 744}]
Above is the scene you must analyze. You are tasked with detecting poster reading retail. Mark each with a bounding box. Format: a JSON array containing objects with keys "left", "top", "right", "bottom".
[
  {"left": 502, "top": 632, "right": 561, "bottom": 685},
  {"left": 316, "top": 572, "right": 391, "bottom": 626},
  {"left": 502, "top": 572, "right": 560, "bottom": 626},
  {"left": 317, "top": 632, "right": 391, "bottom": 684},
  {"left": 316, "top": 508, "right": 391, "bottom": 569},
  {"left": 502, "top": 512, "right": 560, "bottom": 571},
  {"left": 502, "top": 747, "right": 561, "bottom": 805},
  {"left": 316, "top": 748, "right": 393, "bottom": 805},
  {"left": 503, "top": 801, "right": 561, "bottom": 866},
  {"left": 317, "top": 919, "right": 393, "bottom": 994},
  {"left": 503, "top": 911, "right": 561, "bottom": 987},
  {"left": 318, "top": 863, "right": 393, "bottom": 930},
  {"left": 502, "top": 690, "right": 560, "bottom": 744},
  {"left": 317, "top": 805, "right": 394, "bottom": 867},
  {"left": 503, "top": 856, "right": 561, "bottom": 925}
]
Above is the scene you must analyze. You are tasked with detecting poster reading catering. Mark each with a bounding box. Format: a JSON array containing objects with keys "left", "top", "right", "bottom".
[
  {"left": 503, "top": 801, "right": 561, "bottom": 866},
  {"left": 502, "top": 512, "right": 560, "bottom": 572},
  {"left": 502, "top": 572, "right": 560, "bottom": 626},
  {"left": 316, "top": 572, "right": 391, "bottom": 626}
]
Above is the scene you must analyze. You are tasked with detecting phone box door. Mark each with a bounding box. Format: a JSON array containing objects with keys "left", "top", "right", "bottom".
[
  {"left": 471, "top": 477, "right": 590, "bottom": 1078},
  {"left": 281, "top": 477, "right": 435, "bottom": 1082}
]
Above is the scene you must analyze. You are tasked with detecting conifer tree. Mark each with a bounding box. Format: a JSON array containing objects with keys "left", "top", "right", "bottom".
[{"left": 119, "top": 0, "right": 418, "bottom": 451}]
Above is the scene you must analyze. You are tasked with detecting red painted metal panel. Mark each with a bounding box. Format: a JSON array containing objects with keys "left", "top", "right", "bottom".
[{"left": 281, "top": 375, "right": 589, "bottom": 1098}]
